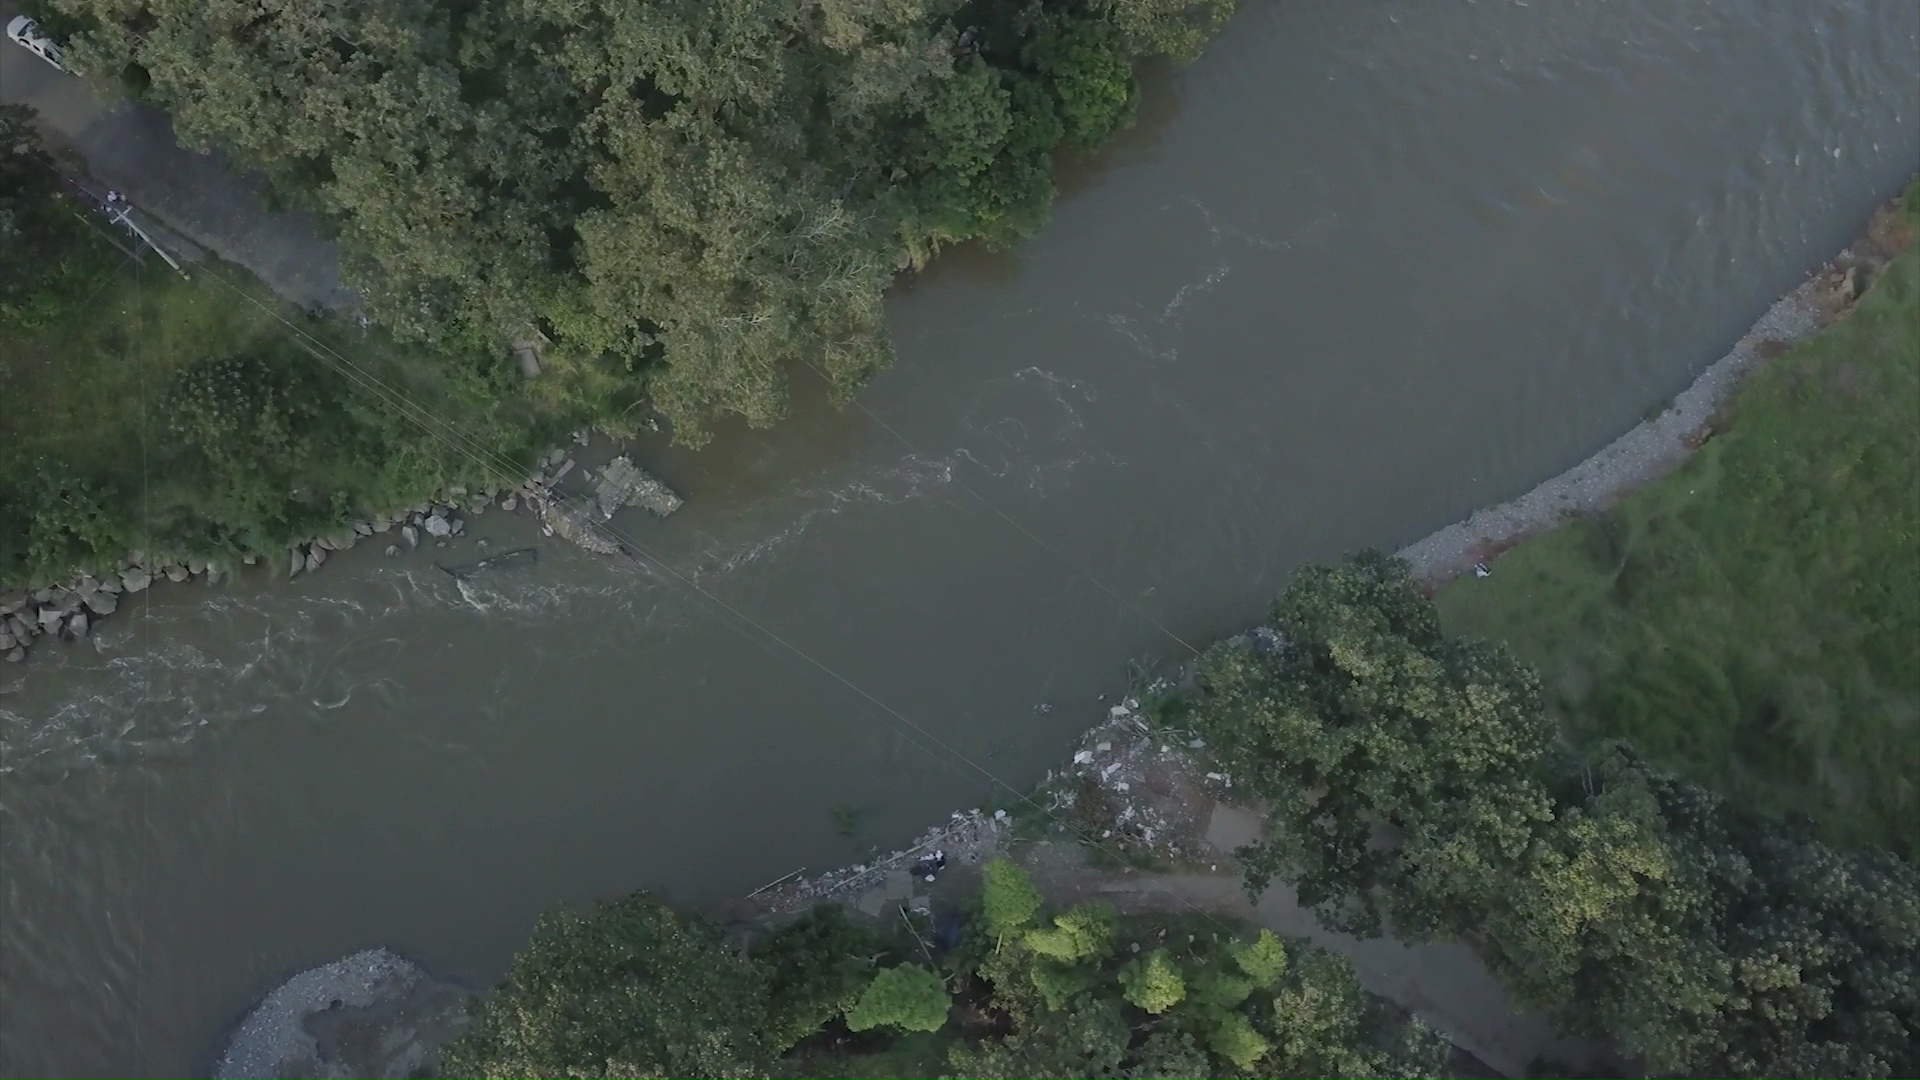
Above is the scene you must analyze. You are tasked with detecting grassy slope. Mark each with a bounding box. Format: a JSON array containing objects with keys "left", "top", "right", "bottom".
[
  {"left": 0, "top": 252, "right": 560, "bottom": 584},
  {"left": 1436, "top": 188, "right": 1919, "bottom": 857}
]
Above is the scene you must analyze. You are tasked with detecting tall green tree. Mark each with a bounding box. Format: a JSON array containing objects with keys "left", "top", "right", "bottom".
[
  {"left": 1187, "top": 551, "right": 1920, "bottom": 1078},
  {"left": 48, "top": 0, "right": 1193, "bottom": 445},
  {"left": 751, "top": 905, "right": 882, "bottom": 1050},
  {"left": 440, "top": 891, "right": 773, "bottom": 1079},
  {"left": 1194, "top": 549, "right": 1556, "bottom": 936}
]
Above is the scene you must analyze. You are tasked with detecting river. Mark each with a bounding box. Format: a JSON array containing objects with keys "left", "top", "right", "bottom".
[{"left": 2, "top": 1, "right": 1916, "bottom": 1074}]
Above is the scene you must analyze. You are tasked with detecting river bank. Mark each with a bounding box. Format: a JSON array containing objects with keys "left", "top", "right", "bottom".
[
  {"left": 12, "top": 184, "right": 1899, "bottom": 666},
  {"left": 0, "top": 433, "right": 678, "bottom": 663},
  {"left": 1396, "top": 188, "right": 1915, "bottom": 589}
]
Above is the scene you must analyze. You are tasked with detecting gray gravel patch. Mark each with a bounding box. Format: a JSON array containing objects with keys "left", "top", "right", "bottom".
[{"left": 214, "top": 947, "right": 468, "bottom": 1080}]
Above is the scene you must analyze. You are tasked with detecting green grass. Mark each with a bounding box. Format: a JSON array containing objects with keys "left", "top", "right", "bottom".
[
  {"left": 1435, "top": 188, "right": 1920, "bottom": 857},
  {"left": 0, "top": 249, "right": 587, "bottom": 586}
]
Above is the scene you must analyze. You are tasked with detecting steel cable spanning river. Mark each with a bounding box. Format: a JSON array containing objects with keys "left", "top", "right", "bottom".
[{"left": 2, "top": 1, "right": 1917, "bottom": 1073}]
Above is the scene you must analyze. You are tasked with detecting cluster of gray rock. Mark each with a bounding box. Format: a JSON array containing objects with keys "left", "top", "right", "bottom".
[
  {"left": 0, "top": 557, "right": 204, "bottom": 662},
  {"left": 289, "top": 497, "right": 474, "bottom": 579}
]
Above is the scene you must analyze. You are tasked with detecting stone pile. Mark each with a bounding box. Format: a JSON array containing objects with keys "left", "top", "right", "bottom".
[{"left": 3, "top": 561, "right": 165, "bottom": 662}]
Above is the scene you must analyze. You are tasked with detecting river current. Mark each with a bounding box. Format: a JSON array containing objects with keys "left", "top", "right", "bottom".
[{"left": 2, "top": 1, "right": 1916, "bottom": 1073}]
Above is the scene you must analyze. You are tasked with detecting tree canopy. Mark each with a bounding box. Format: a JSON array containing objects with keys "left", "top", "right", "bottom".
[
  {"left": 1185, "top": 551, "right": 1920, "bottom": 1078},
  {"left": 448, "top": 859, "right": 1447, "bottom": 1078},
  {"left": 46, "top": 0, "right": 1235, "bottom": 445},
  {"left": 439, "top": 891, "right": 775, "bottom": 1078}
]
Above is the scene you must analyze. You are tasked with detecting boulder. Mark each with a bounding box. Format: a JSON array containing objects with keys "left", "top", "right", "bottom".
[
  {"left": 353, "top": 521, "right": 374, "bottom": 537},
  {"left": 66, "top": 610, "right": 88, "bottom": 640},
  {"left": 97, "top": 576, "right": 122, "bottom": 594},
  {"left": 500, "top": 495, "right": 517, "bottom": 512},
  {"left": 122, "top": 568, "right": 152, "bottom": 592},
  {"left": 385, "top": 545, "right": 400, "bottom": 557},
  {"left": 186, "top": 556, "right": 206, "bottom": 575},
  {"left": 84, "top": 590, "right": 119, "bottom": 616},
  {"left": 5, "top": 646, "right": 22, "bottom": 663},
  {"left": 39, "top": 606, "right": 64, "bottom": 633},
  {"left": 0, "top": 629, "right": 13, "bottom": 650},
  {"left": 289, "top": 549, "right": 305, "bottom": 579},
  {"left": 372, "top": 518, "right": 392, "bottom": 533},
  {"left": 6, "top": 614, "right": 33, "bottom": 641},
  {"left": 306, "top": 547, "right": 327, "bottom": 572},
  {"left": 422, "top": 514, "right": 453, "bottom": 538},
  {"left": 164, "top": 564, "right": 190, "bottom": 582},
  {"left": 401, "top": 526, "right": 419, "bottom": 548},
  {"left": 213, "top": 948, "right": 470, "bottom": 1080}
]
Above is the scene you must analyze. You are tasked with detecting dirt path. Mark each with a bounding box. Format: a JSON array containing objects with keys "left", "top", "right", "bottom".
[{"left": 1, "top": 20, "right": 358, "bottom": 313}]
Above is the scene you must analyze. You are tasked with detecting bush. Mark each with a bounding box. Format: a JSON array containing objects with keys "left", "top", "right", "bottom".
[{"left": 845, "top": 964, "right": 951, "bottom": 1034}]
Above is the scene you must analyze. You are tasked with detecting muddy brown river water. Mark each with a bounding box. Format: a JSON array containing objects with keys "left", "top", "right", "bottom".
[{"left": 2, "top": 0, "right": 1917, "bottom": 1074}]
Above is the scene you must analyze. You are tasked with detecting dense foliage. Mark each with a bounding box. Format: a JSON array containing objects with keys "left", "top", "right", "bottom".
[
  {"left": 443, "top": 863, "right": 1448, "bottom": 1078},
  {"left": 45, "top": 0, "right": 1234, "bottom": 445},
  {"left": 442, "top": 892, "right": 775, "bottom": 1078},
  {"left": 0, "top": 106, "right": 120, "bottom": 333},
  {"left": 1186, "top": 551, "right": 1920, "bottom": 1077},
  {"left": 0, "top": 252, "right": 546, "bottom": 587},
  {"left": 1437, "top": 189, "right": 1920, "bottom": 857}
]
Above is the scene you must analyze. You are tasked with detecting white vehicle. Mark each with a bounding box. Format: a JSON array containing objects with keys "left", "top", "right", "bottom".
[{"left": 6, "top": 15, "right": 70, "bottom": 73}]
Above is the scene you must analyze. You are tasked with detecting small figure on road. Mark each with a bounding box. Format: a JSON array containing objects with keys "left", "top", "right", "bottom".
[{"left": 1472, "top": 562, "right": 1492, "bottom": 578}]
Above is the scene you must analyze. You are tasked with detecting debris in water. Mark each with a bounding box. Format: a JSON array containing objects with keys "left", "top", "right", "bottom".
[
  {"left": 594, "top": 455, "right": 682, "bottom": 518},
  {"left": 438, "top": 547, "right": 538, "bottom": 580}
]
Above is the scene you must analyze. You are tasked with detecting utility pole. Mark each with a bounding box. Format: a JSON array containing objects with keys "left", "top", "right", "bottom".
[{"left": 101, "top": 195, "right": 188, "bottom": 278}]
